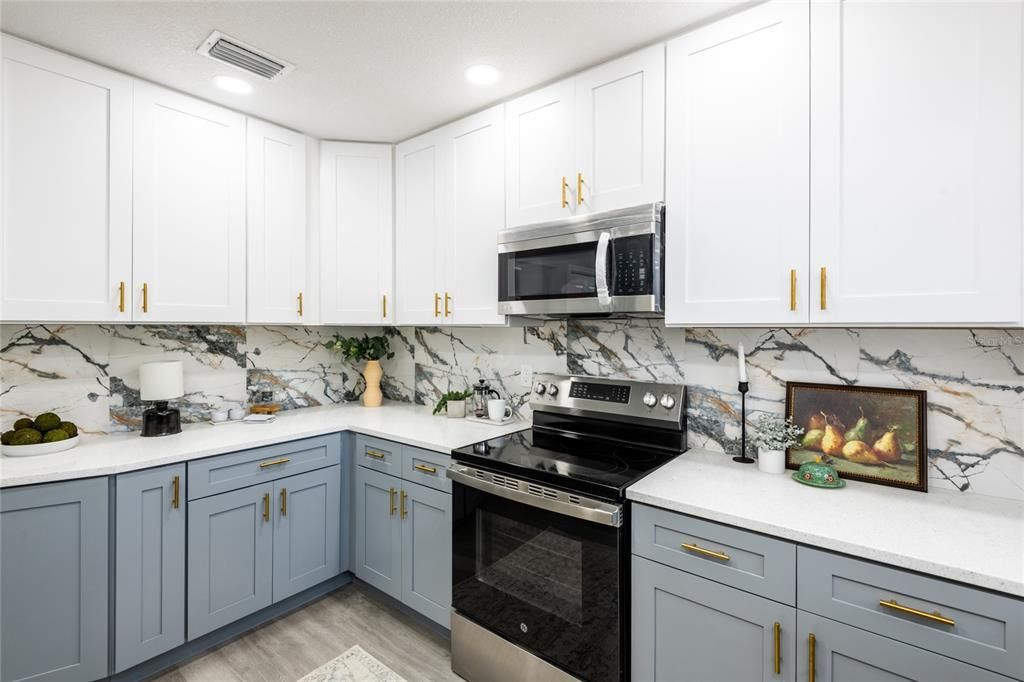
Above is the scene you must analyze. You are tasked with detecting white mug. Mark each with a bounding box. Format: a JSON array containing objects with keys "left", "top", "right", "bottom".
[
  {"left": 487, "top": 399, "right": 512, "bottom": 422},
  {"left": 210, "top": 410, "right": 228, "bottom": 423},
  {"left": 229, "top": 407, "right": 246, "bottom": 421}
]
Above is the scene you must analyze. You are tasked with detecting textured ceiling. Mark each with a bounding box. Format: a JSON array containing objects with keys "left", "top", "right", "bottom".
[{"left": 0, "top": 1, "right": 746, "bottom": 142}]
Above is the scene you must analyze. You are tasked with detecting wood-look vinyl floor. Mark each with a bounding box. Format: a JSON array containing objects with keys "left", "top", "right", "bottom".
[{"left": 153, "top": 582, "right": 461, "bottom": 682}]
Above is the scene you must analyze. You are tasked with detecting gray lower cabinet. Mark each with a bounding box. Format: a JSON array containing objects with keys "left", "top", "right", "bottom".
[
  {"left": 114, "top": 464, "right": 186, "bottom": 672},
  {"left": 188, "top": 483, "right": 275, "bottom": 639},
  {"left": 797, "top": 611, "right": 1014, "bottom": 682},
  {"left": 401, "top": 479, "right": 452, "bottom": 628},
  {"left": 0, "top": 478, "right": 109, "bottom": 682},
  {"left": 354, "top": 465, "right": 403, "bottom": 599},
  {"left": 632, "top": 555, "right": 795, "bottom": 681},
  {"left": 273, "top": 466, "right": 342, "bottom": 601}
]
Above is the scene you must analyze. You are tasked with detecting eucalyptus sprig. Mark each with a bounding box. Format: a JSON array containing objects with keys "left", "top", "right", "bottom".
[
  {"left": 751, "top": 414, "right": 804, "bottom": 451},
  {"left": 323, "top": 334, "right": 394, "bottom": 363}
]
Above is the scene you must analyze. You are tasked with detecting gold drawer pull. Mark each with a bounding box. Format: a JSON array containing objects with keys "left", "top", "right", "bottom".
[
  {"left": 262, "top": 492, "right": 270, "bottom": 522},
  {"left": 444, "top": 291, "right": 452, "bottom": 317},
  {"left": 879, "top": 599, "right": 955, "bottom": 626},
  {"left": 561, "top": 176, "right": 568, "bottom": 208},
  {"left": 414, "top": 463, "right": 437, "bottom": 474},
  {"left": 142, "top": 282, "right": 149, "bottom": 313},
  {"left": 400, "top": 490, "right": 408, "bottom": 519},
  {"left": 820, "top": 267, "right": 827, "bottom": 310},
  {"left": 365, "top": 449, "right": 387, "bottom": 460},
  {"left": 790, "top": 269, "right": 797, "bottom": 311},
  {"left": 681, "top": 542, "right": 730, "bottom": 561},
  {"left": 297, "top": 292, "right": 304, "bottom": 317},
  {"left": 118, "top": 281, "right": 126, "bottom": 313},
  {"left": 171, "top": 475, "right": 180, "bottom": 509},
  {"left": 382, "top": 294, "right": 387, "bottom": 319},
  {"left": 808, "top": 633, "right": 815, "bottom": 682},
  {"left": 434, "top": 292, "right": 441, "bottom": 317},
  {"left": 258, "top": 457, "right": 290, "bottom": 468},
  {"left": 577, "top": 172, "right": 584, "bottom": 205},
  {"left": 773, "top": 621, "right": 781, "bottom": 675},
  {"left": 280, "top": 488, "right": 287, "bottom": 516},
  {"left": 389, "top": 487, "right": 397, "bottom": 516}
]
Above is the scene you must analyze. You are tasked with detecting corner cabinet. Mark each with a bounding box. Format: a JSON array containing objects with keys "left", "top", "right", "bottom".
[
  {"left": 505, "top": 44, "right": 664, "bottom": 227},
  {"left": 133, "top": 82, "right": 246, "bottom": 323},
  {"left": 0, "top": 478, "right": 109, "bottom": 682},
  {"left": 246, "top": 119, "right": 309, "bottom": 325},
  {"left": 319, "top": 142, "right": 394, "bottom": 325},
  {"left": 1, "top": 35, "right": 132, "bottom": 323},
  {"left": 395, "top": 105, "right": 505, "bottom": 326}
]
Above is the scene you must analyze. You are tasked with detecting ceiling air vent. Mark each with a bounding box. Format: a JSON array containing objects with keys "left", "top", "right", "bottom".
[{"left": 196, "top": 31, "right": 294, "bottom": 80}]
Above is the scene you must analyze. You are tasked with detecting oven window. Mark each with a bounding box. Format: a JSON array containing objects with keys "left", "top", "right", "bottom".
[{"left": 498, "top": 242, "right": 605, "bottom": 301}]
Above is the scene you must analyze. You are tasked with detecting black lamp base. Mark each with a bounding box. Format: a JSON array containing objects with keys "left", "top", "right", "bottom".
[
  {"left": 141, "top": 401, "right": 181, "bottom": 437},
  {"left": 732, "top": 381, "right": 755, "bottom": 463}
]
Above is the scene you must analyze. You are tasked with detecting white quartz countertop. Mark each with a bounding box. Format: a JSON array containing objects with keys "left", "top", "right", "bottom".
[
  {"left": 0, "top": 403, "right": 528, "bottom": 488},
  {"left": 627, "top": 449, "right": 1024, "bottom": 598}
]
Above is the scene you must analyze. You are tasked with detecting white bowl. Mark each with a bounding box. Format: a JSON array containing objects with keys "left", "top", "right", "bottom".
[{"left": 2, "top": 435, "right": 80, "bottom": 457}]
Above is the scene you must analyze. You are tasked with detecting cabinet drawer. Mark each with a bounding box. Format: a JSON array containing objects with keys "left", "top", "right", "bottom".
[
  {"left": 355, "top": 435, "right": 402, "bottom": 476},
  {"left": 188, "top": 435, "right": 341, "bottom": 500},
  {"left": 402, "top": 447, "right": 451, "bottom": 493},
  {"left": 632, "top": 504, "right": 796, "bottom": 605},
  {"left": 798, "top": 547, "right": 1023, "bottom": 679}
]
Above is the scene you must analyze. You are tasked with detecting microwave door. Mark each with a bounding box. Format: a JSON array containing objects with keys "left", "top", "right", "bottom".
[{"left": 497, "top": 232, "right": 613, "bottom": 315}]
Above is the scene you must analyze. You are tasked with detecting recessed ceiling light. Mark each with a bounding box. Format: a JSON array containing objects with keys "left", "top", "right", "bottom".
[
  {"left": 464, "top": 64, "right": 501, "bottom": 86},
  {"left": 213, "top": 75, "right": 253, "bottom": 94}
]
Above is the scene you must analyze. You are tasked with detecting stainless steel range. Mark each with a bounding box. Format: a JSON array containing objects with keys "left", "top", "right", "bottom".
[{"left": 447, "top": 374, "right": 687, "bottom": 682}]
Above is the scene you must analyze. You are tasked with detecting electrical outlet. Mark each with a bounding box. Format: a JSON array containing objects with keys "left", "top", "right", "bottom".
[{"left": 519, "top": 365, "right": 533, "bottom": 387}]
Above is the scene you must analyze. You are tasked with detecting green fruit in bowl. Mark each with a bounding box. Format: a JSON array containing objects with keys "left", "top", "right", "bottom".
[
  {"left": 33, "top": 412, "right": 62, "bottom": 432},
  {"left": 10, "top": 428, "right": 43, "bottom": 445},
  {"left": 42, "top": 429, "right": 69, "bottom": 443},
  {"left": 59, "top": 421, "right": 79, "bottom": 438},
  {"left": 13, "top": 418, "right": 34, "bottom": 431},
  {"left": 1, "top": 430, "right": 15, "bottom": 445}
]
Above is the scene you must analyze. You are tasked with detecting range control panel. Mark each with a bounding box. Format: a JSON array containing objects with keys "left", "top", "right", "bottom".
[
  {"left": 531, "top": 373, "right": 685, "bottom": 425},
  {"left": 568, "top": 381, "right": 631, "bottom": 404}
]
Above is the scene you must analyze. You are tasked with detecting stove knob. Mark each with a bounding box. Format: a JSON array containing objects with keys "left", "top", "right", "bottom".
[
  {"left": 660, "top": 394, "right": 676, "bottom": 410},
  {"left": 534, "top": 382, "right": 546, "bottom": 395},
  {"left": 642, "top": 392, "right": 658, "bottom": 408},
  {"left": 547, "top": 383, "right": 559, "bottom": 396}
]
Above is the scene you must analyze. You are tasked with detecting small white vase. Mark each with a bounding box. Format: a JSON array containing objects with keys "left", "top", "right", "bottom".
[
  {"left": 446, "top": 399, "right": 466, "bottom": 419},
  {"left": 757, "top": 448, "right": 786, "bottom": 474}
]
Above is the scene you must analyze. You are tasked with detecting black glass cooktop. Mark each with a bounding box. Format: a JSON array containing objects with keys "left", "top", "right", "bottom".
[{"left": 451, "top": 423, "right": 684, "bottom": 501}]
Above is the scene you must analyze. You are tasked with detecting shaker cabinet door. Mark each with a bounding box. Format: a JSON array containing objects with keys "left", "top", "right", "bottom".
[
  {"left": 400, "top": 480, "right": 452, "bottom": 628},
  {"left": 133, "top": 82, "right": 246, "bottom": 323},
  {"left": 115, "top": 464, "right": 186, "bottom": 672},
  {"left": 665, "top": 0, "right": 810, "bottom": 326},
  {"left": 353, "top": 466, "right": 403, "bottom": 599},
  {"left": 0, "top": 478, "right": 109, "bottom": 682},
  {"left": 320, "top": 142, "right": 394, "bottom": 325},
  {"left": 809, "top": 0, "right": 1023, "bottom": 325},
  {"left": 272, "top": 467, "right": 342, "bottom": 601},
  {"left": 246, "top": 119, "right": 308, "bottom": 325},
  {"left": 1, "top": 36, "right": 132, "bottom": 323}
]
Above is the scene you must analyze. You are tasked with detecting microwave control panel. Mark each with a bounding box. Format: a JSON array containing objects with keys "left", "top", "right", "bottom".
[{"left": 613, "top": 235, "right": 653, "bottom": 296}]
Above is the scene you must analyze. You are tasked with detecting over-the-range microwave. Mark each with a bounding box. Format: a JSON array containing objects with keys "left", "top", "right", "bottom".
[{"left": 497, "top": 202, "right": 664, "bottom": 318}]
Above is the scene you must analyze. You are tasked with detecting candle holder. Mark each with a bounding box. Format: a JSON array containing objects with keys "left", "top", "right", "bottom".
[{"left": 732, "top": 381, "right": 754, "bottom": 463}]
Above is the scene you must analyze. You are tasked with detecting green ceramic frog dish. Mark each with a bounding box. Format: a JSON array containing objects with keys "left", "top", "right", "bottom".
[{"left": 792, "top": 456, "right": 845, "bottom": 489}]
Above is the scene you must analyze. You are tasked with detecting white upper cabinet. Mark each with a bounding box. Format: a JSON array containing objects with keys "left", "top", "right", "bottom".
[
  {"left": 246, "top": 119, "right": 308, "bottom": 325},
  {"left": 133, "top": 82, "right": 246, "bottom": 323},
  {"left": 319, "top": 141, "right": 393, "bottom": 325},
  {"left": 575, "top": 44, "right": 665, "bottom": 214},
  {"left": 395, "top": 131, "right": 446, "bottom": 325},
  {"left": 446, "top": 105, "right": 506, "bottom": 325},
  {"left": 505, "top": 47, "right": 665, "bottom": 228},
  {"left": 505, "top": 78, "right": 576, "bottom": 227},
  {"left": 810, "top": 0, "right": 1022, "bottom": 325},
  {"left": 1, "top": 35, "right": 132, "bottom": 322},
  {"left": 665, "top": 0, "right": 810, "bottom": 326}
]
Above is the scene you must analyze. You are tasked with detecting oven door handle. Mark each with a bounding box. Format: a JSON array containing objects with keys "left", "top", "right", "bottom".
[
  {"left": 595, "top": 231, "right": 612, "bottom": 307},
  {"left": 447, "top": 464, "right": 623, "bottom": 527}
]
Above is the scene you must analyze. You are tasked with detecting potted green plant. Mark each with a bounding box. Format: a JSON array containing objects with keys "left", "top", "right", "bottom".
[
  {"left": 751, "top": 414, "right": 804, "bottom": 474},
  {"left": 323, "top": 334, "right": 395, "bottom": 408},
  {"left": 433, "top": 389, "right": 473, "bottom": 419}
]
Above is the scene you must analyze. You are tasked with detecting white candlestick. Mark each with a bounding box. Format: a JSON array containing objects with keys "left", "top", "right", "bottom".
[{"left": 738, "top": 343, "right": 748, "bottom": 383}]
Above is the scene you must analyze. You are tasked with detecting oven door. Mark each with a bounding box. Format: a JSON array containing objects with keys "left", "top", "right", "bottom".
[{"left": 449, "top": 464, "right": 624, "bottom": 682}]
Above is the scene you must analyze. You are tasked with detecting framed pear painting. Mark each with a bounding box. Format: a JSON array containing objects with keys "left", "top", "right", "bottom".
[{"left": 785, "top": 382, "right": 928, "bottom": 492}]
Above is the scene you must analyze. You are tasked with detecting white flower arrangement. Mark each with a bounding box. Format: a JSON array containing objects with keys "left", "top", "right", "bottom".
[{"left": 751, "top": 414, "right": 804, "bottom": 452}]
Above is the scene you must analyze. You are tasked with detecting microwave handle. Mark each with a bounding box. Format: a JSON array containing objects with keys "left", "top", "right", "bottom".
[{"left": 595, "top": 232, "right": 612, "bottom": 306}]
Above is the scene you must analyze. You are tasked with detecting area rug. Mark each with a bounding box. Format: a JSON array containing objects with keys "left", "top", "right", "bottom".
[{"left": 298, "top": 645, "right": 409, "bottom": 682}]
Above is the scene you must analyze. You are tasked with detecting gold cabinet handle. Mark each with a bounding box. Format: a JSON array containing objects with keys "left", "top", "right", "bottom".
[
  {"left": 577, "top": 172, "right": 584, "bottom": 205},
  {"left": 389, "top": 487, "right": 397, "bottom": 516},
  {"left": 382, "top": 294, "right": 387, "bottom": 320},
  {"left": 773, "top": 622, "right": 781, "bottom": 675},
  {"left": 681, "top": 542, "right": 730, "bottom": 561},
  {"left": 434, "top": 292, "right": 441, "bottom": 317},
  {"left": 365, "top": 449, "right": 386, "bottom": 460},
  {"left": 414, "top": 463, "right": 437, "bottom": 474},
  {"left": 819, "top": 267, "right": 827, "bottom": 310},
  {"left": 444, "top": 292, "right": 452, "bottom": 317},
  {"left": 790, "top": 269, "right": 797, "bottom": 311},
  {"left": 258, "top": 457, "right": 291, "bottom": 468},
  {"left": 878, "top": 599, "right": 955, "bottom": 626},
  {"left": 561, "top": 176, "right": 568, "bottom": 208},
  {"left": 280, "top": 488, "right": 287, "bottom": 516},
  {"left": 297, "top": 292, "right": 303, "bottom": 317},
  {"left": 171, "top": 475, "right": 180, "bottom": 509},
  {"left": 807, "top": 633, "right": 815, "bottom": 682},
  {"left": 142, "top": 282, "right": 149, "bottom": 313},
  {"left": 400, "top": 490, "right": 408, "bottom": 519},
  {"left": 262, "top": 492, "right": 270, "bottom": 522},
  {"left": 118, "top": 281, "right": 126, "bottom": 313}
]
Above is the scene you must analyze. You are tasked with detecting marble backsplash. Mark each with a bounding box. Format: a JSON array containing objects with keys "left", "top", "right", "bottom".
[{"left": 2, "top": 322, "right": 1021, "bottom": 500}]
